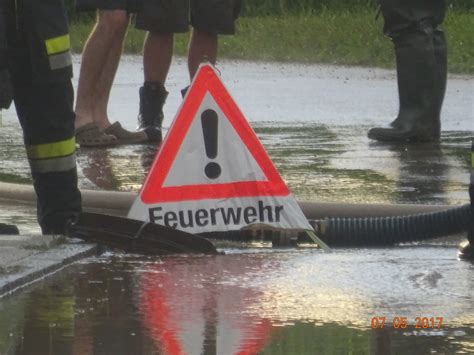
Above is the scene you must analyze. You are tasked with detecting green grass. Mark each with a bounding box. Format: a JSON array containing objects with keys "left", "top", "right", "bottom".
[
  {"left": 443, "top": 10, "right": 474, "bottom": 73},
  {"left": 70, "top": 8, "right": 474, "bottom": 73}
]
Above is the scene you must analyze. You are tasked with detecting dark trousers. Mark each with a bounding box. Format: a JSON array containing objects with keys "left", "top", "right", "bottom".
[
  {"left": 379, "top": 0, "right": 447, "bottom": 38},
  {"left": 4, "top": 0, "right": 81, "bottom": 233}
]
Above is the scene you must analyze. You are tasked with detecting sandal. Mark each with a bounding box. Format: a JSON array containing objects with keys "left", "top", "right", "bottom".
[
  {"left": 104, "top": 122, "right": 148, "bottom": 145},
  {"left": 75, "top": 123, "right": 117, "bottom": 147}
]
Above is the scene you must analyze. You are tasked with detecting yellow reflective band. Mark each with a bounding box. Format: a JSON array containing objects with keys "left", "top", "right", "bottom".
[
  {"left": 45, "top": 34, "right": 71, "bottom": 55},
  {"left": 26, "top": 137, "right": 76, "bottom": 160}
]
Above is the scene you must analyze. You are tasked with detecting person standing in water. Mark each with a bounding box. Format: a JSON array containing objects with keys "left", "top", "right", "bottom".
[{"left": 368, "top": 0, "right": 447, "bottom": 143}]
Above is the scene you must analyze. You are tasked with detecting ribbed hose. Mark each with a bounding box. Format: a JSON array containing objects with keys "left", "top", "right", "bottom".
[{"left": 312, "top": 204, "right": 471, "bottom": 247}]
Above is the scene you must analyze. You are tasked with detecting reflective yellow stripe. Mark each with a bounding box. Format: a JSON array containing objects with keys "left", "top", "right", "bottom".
[
  {"left": 26, "top": 137, "right": 76, "bottom": 160},
  {"left": 45, "top": 34, "right": 71, "bottom": 55}
]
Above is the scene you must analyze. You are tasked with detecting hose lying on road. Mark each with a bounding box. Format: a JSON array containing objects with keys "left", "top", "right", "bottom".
[
  {"left": 0, "top": 182, "right": 470, "bottom": 247},
  {"left": 310, "top": 204, "right": 471, "bottom": 247}
]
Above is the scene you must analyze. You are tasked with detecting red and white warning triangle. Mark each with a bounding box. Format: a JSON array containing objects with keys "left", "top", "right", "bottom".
[{"left": 128, "top": 64, "right": 313, "bottom": 235}]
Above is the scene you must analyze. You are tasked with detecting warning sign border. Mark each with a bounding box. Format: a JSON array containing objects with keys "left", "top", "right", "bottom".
[{"left": 140, "top": 64, "right": 289, "bottom": 204}]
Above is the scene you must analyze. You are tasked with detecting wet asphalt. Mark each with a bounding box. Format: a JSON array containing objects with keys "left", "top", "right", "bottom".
[
  {"left": 0, "top": 57, "right": 473, "bottom": 354},
  {"left": 1, "top": 56, "right": 472, "bottom": 232}
]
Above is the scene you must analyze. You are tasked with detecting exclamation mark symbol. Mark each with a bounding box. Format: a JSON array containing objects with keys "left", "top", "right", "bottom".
[{"left": 201, "top": 109, "right": 221, "bottom": 179}]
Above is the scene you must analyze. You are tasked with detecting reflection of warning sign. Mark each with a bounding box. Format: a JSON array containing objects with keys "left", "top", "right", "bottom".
[
  {"left": 128, "top": 64, "right": 312, "bottom": 234},
  {"left": 140, "top": 257, "right": 272, "bottom": 354}
]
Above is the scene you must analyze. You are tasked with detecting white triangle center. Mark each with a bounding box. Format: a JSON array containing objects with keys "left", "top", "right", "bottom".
[{"left": 163, "top": 92, "right": 267, "bottom": 187}]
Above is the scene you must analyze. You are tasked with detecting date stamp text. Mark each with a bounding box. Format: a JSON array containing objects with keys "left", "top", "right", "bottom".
[{"left": 370, "top": 317, "right": 443, "bottom": 329}]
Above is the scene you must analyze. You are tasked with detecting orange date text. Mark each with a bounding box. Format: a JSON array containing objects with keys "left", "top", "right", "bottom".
[{"left": 370, "top": 316, "right": 443, "bottom": 329}]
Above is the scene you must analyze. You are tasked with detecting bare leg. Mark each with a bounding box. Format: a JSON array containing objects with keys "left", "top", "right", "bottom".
[
  {"left": 92, "top": 16, "right": 129, "bottom": 129},
  {"left": 75, "top": 10, "right": 129, "bottom": 129},
  {"left": 143, "top": 31, "right": 174, "bottom": 85},
  {"left": 187, "top": 29, "right": 217, "bottom": 80}
]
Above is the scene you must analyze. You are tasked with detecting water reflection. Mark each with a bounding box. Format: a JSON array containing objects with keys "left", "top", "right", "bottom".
[
  {"left": 14, "top": 285, "right": 75, "bottom": 355},
  {"left": 70, "top": 262, "right": 151, "bottom": 354},
  {"left": 1, "top": 118, "right": 471, "bottom": 206},
  {"left": 77, "top": 148, "right": 119, "bottom": 190},
  {"left": 379, "top": 142, "right": 450, "bottom": 204},
  {"left": 1, "top": 120, "right": 472, "bottom": 232},
  {"left": 76, "top": 143, "right": 160, "bottom": 192},
  {"left": 138, "top": 255, "right": 273, "bottom": 354},
  {"left": 1, "top": 248, "right": 472, "bottom": 354},
  {"left": 365, "top": 135, "right": 473, "bottom": 205},
  {"left": 139, "top": 143, "right": 161, "bottom": 175}
]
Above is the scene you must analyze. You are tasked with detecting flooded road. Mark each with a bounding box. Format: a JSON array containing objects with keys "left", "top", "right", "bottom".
[
  {"left": 1, "top": 57, "right": 473, "bottom": 221},
  {"left": 0, "top": 57, "right": 473, "bottom": 354},
  {"left": 0, "top": 248, "right": 473, "bottom": 354}
]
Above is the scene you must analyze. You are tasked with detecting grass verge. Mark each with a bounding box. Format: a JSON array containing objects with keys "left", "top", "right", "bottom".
[{"left": 70, "top": 9, "right": 473, "bottom": 73}]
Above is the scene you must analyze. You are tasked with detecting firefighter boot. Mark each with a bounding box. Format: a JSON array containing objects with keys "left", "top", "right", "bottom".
[
  {"left": 388, "top": 29, "right": 447, "bottom": 133},
  {"left": 459, "top": 240, "right": 474, "bottom": 260},
  {"left": 35, "top": 168, "right": 82, "bottom": 235},
  {"left": 459, "top": 142, "right": 474, "bottom": 261},
  {"left": 368, "top": 24, "right": 441, "bottom": 143},
  {"left": 459, "top": 209, "right": 474, "bottom": 260},
  {"left": 137, "top": 81, "right": 168, "bottom": 143}
]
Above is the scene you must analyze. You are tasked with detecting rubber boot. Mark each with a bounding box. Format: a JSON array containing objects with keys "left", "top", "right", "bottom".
[
  {"left": 389, "top": 30, "right": 446, "bottom": 132},
  {"left": 35, "top": 168, "right": 82, "bottom": 235},
  {"left": 368, "top": 25, "right": 441, "bottom": 143},
  {"left": 459, "top": 142, "right": 474, "bottom": 261},
  {"left": 137, "top": 81, "right": 168, "bottom": 143},
  {"left": 459, "top": 240, "right": 474, "bottom": 260},
  {"left": 459, "top": 209, "right": 474, "bottom": 259}
]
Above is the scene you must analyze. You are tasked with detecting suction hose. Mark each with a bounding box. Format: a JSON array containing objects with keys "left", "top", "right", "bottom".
[
  {"left": 0, "top": 182, "right": 471, "bottom": 247},
  {"left": 310, "top": 204, "right": 471, "bottom": 247}
]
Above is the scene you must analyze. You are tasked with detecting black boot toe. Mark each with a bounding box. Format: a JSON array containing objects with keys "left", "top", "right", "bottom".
[{"left": 458, "top": 240, "right": 474, "bottom": 260}]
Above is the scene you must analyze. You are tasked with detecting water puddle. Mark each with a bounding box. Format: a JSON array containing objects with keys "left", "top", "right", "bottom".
[
  {"left": 0, "top": 248, "right": 473, "bottom": 354},
  {"left": 0, "top": 59, "right": 472, "bottom": 353}
]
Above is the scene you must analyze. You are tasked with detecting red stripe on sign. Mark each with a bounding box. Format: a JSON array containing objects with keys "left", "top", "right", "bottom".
[{"left": 146, "top": 181, "right": 289, "bottom": 203}]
